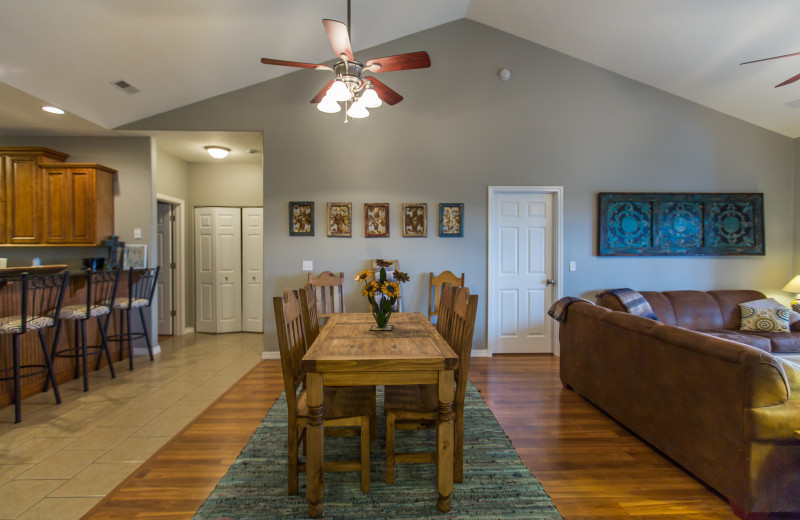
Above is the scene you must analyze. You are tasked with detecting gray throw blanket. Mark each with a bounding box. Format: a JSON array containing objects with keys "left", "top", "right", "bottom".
[
  {"left": 547, "top": 296, "right": 594, "bottom": 323},
  {"left": 597, "top": 288, "right": 658, "bottom": 320}
]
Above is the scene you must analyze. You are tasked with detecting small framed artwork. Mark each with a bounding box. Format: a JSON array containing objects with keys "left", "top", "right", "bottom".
[
  {"left": 327, "top": 202, "right": 352, "bottom": 237},
  {"left": 364, "top": 203, "right": 390, "bottom": 237},
  {"left": 289, "top": 201, "right": 314, "bottom": 236},
  {"left": 123, "top": 244, "right": 147, "bottom": 269},
  {"left": 402, "top": 203, "right": 427, "bottom": 237},
  {"left": 439, "top": 203, "right": 464, "bottom": 237}
]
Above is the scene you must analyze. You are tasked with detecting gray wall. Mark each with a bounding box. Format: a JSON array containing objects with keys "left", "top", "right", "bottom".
[
  {"left": 188, "top": 162, "right": 263, "bottom": 207},
  {"left": 123, "top": 19, "right": 797, "bottom": 354}
]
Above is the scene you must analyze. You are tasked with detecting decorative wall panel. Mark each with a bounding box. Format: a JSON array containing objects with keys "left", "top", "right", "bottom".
[{"left": 598, "top": 193, "right": 764, "bottom": 256}]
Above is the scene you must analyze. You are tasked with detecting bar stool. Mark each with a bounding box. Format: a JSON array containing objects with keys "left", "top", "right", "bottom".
[
  {"left": 105, "top": 267, "right": 160, "bottom": 370},
  {"left": 47, "top": 269, "right": 121, "bottom": 392},
  {"left": 0, "top": 271, "right": 69, "bottom": 423}
]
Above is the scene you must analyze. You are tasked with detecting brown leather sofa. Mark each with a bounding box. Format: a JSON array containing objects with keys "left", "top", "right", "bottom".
[
  {"left": 559, "top": 302, "right": 800, "bottom": 519},
  {"left": 600, "top": 290, "right": 800, "bottom": 353}
]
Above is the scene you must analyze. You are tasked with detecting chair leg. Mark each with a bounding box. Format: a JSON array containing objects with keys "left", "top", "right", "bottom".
[
  {"left": 80, "top": 320, "right": 89, "bottom": 392},
  {"left": 12, "top": 335, "right": 21, "bottom": 424},
  {"left": 138, "top": 307, "right": 154, "bottom": 361},
  {"left": 385, "top": 411, "right": 396, "bottom": 484},
  {"left": 96, "top": 313, "right": 113, "bottom": 371},
  {"left": 126, "top": 309, "right": 134, "bottom": 370},
  {"left": 116, "top": 311, "right": 125, "bottom": 363},
  {"left": 360, "top": 415, "right": 370, "bottom": 493},
  {"left": 38, "top": 329, "right": 61, "bottom": 405},
  {"left": 288, "top": 425, "right": 299, "bottom": 495},
  {"left": 97, "top": 316, "right": 116, "bottom": 380},
  {"left": 369, "top": 386, "right": 377, "bottom": 441},
  {"left": 454, "top": 409, "right": 464, "bottom": 483},
  {"left": 43, "top": 320, "right": 63, "bottom": 392}
]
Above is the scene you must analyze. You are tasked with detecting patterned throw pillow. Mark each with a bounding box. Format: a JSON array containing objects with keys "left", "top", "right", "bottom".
[
  {"left": 740, "top": 306, "right": 791, "bottom": 333},
  {"left": 739, "top": 298, "right": 800, "bottom": 325}
]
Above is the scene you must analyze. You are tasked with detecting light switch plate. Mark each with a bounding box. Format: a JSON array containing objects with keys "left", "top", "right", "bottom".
[
  {"left": 569, "top": 261, "right": 576, "bottom": 272},
  {"left": 133, "top": 228, "right": 142, "bottom": 239},
  {"left": 302, "top": 260, "right": 313, "bottom": 272}
]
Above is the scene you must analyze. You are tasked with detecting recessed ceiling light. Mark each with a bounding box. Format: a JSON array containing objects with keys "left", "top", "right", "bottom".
[
  {"left": 205, "top": 146, "right": 231, "bottom": 159},
  {"left": 42, "top": 106, "right": 65, "bottom": 115}
]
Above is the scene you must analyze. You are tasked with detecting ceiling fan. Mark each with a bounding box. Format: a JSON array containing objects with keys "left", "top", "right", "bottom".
[
  {"left": 741, "top": 51, "right": 800, "bottom": 87},
  {"left": 260, "top": 1, "right": 431, "bottom": 120}
]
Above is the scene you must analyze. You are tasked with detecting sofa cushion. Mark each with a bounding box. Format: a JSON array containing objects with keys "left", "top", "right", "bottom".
[
  {"left": 708, "top": 290, "right": 767, "bottom": 329},
  {"left": 663, "top": 291, "right": 725, "bottom": 330},
  {"left": 740, "top": 306, "right": 791, "bottom": 333},
  {"left": 745, "top": 331, "right": 800, "bottom": 353},
  {"left": 698, "top": 330, "right": 772, "bottom": 352},
  {"left": 639, "top": 292, "right": 678, "bottom": 325}
]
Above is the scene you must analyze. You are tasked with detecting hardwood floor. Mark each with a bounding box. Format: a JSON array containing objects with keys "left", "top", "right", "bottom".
[{"left": 83, "top": 354, "right": 754, "bottom": 519}]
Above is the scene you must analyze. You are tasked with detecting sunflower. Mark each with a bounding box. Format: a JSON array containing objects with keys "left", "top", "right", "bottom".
[
  {"left": 375, "top": 259, "right": 393, "bottom": 268},
  {"left": 384, "top": 281, "right": 401, "bottom": 298},
  {"left": 361, "top": 281, "right": 378, "bottom": 298},
  {"left": 354, "top": 270, "right": 373, "bottom": 282},
  {"left": 392, "top": 270, "right": 409, "bottom": 283}
]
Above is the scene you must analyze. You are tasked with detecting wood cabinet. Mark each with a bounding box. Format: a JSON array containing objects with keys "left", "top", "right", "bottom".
[
  {"left": 41, "top": 164, "right": 116, "bottom": 244},
  {"left": 0, "top": 148, "right": 116, "bottom": 246},
  {"left": 0, "top": 147, "right": 69, "bottom": 244}
]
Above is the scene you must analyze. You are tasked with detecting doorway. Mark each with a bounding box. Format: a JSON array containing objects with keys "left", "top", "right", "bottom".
[
  {"left": 156, "top": 194, "right": 186, "bottom": 336},
  {"left": 487, "top": 187, "right": 563, "bottom": 355}
]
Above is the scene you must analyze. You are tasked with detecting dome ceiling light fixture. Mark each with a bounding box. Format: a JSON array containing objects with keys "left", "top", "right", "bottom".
[
  {"left": 42, "top": 106, "right": 65, "bottom": 115},
  {"left": 205, "top": 146, "right": 231, "bottom": 159},
  {"left": 260, "top": 0, "right": 431, "bottom": 122}
]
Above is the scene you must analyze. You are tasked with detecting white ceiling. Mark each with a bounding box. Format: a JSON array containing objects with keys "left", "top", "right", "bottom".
[{"left": 2, "top": 0, "right": 800, "bottom": 164}]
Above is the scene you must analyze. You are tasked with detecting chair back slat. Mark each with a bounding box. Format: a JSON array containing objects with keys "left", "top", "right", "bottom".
[
  {"left": 447, "top": 287, "right": 479, "bottom": 406},
  {"left": 435, "top": 282, "right": 455, "bottom": 343},
  {"left": 128, "top": 267, "right": 160, "bottom": 305},
  {"left": 273, "top": 289, "right": 307, "bottom": 414},
  {"left": 428, "top": 271, "right": 465, "bottom": 321},
  {"left": 308, "top": 271, "right": 346, "bottom": 316},
  {"left": 87, "top": 269, "right": 121, "bottom": 314},
  {"left": 299, "top": 282, "right": 320, "bottom": 346},
  {"left": 11, "top": 272, "right": 70, "bottom": 333}
]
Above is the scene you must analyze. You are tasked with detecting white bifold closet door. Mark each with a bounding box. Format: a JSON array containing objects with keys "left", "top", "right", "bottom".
[
  {"left": 195, "top": 207, "right": 263, "bottom": 334},
  {"left": 241, "top": 208, "right": 264, "bottom": 332}
]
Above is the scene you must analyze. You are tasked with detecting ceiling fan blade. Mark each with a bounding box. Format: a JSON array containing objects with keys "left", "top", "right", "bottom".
[
  {"left": 310, "top": 80, "right": 335, "bottom": 104},
  {"left": 322, "top": 19, "right": 354, "bottom": 61},
  {"left": 367, "top": 77, "right": 403, "bottom": 105},
  {"left": 365, "top": 51, "right": 431, "bottom": 73},
  {"left": 776, "top": 72, "right": 800, "bottom": 88},
  {"left": 261, "top": 58, "right": 332, "bottom": 71},
  {"left": 741, "top": 51, "right": 800, "bottom": 65}
]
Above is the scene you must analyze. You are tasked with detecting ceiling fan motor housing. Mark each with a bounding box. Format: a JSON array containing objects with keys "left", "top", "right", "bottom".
[{"left": 334, "top": 60, "right": 366, "bottom": 95}]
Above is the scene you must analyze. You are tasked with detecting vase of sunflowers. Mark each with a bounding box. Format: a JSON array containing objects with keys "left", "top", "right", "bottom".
[{"left": 355, "top": 259, "right": 410, "bottom": 330}]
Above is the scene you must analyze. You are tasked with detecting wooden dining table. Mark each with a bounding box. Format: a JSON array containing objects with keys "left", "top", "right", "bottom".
[{"left": 300, "top": 312, "right": 459, "bottom": 518}]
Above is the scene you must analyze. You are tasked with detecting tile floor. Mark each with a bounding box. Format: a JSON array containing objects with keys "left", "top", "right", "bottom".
[{"left": 0, "top": 332, "right": 264, "bottom": 520}]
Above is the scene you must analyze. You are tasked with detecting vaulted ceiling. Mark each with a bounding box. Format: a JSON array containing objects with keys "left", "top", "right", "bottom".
[{"left": 3, "top": 0, "right": 800, "bottom": 162}]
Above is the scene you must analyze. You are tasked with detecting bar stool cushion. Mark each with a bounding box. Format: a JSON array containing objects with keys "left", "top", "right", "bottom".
[
  {"left": 102, "top": 297, "right": 149, "bottom": 310},
  {"left": 58, "top": 304, "right": 112, "bottom": 320},
  {"left": 0, "top": 315, "right": 55, "bottom": 334}
]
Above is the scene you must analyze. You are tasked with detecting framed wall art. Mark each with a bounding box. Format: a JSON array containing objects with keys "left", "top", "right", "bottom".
[
  {"left": 439, "top": 203, "right": 464, "bottom": 237},
  {"left": 289, "top": 201, "right": 314, "bottom": 236},
  {"left": 402, "top": 203, "right": 427, "bottom": 237},
  {"left": 598, "top": 192, "right": 764, "bottom": 256},
  {"left": 365, "top": 203, "right": 389, "bottom": 237},
  {"left": 123, "top": 244, "right": 147, "bottom": 269},
  {"left": 327, "top": 202, "right": 352, "bottom": 237}
]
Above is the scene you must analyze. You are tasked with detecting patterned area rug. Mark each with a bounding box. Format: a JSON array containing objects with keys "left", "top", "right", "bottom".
[{"left": 194, "top": 383, "right": 562, "bottom": 519}]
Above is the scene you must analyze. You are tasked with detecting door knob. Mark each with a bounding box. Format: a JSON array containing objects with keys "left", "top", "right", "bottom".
[
  {"left": 546, "top": 278, "right": 556, "bottom": 285},
  {"left": 225, "top": 276, "right": 229, "bottom": 281}
]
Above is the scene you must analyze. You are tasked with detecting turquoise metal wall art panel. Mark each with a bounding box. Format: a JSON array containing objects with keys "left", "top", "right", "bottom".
[{"left": 598, "top": 193, "right": 764, "bottom": 256}]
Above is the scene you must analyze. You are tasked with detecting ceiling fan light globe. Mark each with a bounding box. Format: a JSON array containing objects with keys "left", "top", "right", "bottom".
[
  {"left": 361, "top": 88, "right": 382, "bottom": 108},
  {"left": 317, "top": 95, "right": 341, "bottom": 113},
  {"left": 346, "top": 100, "right": 369, "bottom": 119},
  {"left": 328, "top": 80, "right": 352, "bottom": 102}
]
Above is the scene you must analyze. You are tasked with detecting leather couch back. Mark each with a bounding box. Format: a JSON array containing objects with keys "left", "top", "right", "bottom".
[{"left": 601, "top": 289, "right": 767, "bottom": 331}]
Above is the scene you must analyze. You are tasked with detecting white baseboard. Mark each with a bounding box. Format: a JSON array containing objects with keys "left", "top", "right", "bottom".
[
  {"left": 182, "top": 327, "right": 195, "bottom": 335},
  {"left": 471, "top": 348, "right": 490, "bottom": 357},
  {"left": 262, "top": 351, "right": 280, "bottom": 360},
  {"left": 133, "top": 344, "right": 161, "bottom": 357}
]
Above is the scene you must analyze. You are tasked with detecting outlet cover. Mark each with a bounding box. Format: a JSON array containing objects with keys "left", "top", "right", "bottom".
[
  {"left": 302, "top": 260, "right": 313, "bottom": 272},
  {"left": 133, "top": 228, "right": 142, "bottom": 239}
]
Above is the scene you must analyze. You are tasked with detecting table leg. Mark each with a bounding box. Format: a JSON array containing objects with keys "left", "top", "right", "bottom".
[
  {"left": 306, "top": 372, "right": 324, "bottom": 518},
  {"left": 436, "top": 369, "right": 455, "bottom": 513}
]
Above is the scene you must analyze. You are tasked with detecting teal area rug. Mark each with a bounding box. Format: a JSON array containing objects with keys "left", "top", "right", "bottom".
[{"left": 194, "top": 382, "right": 562, "bottom": 519}]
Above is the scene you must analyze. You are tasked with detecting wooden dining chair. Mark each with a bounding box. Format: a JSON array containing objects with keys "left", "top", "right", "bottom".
[
  {"left": 298, "top": 282, "right": 320, "bottom": 346},
  {"left": 435, "top": 282, "right": 456, "bottom": 344},
  {"left": 384, "top": 286, "right": 479, "bottom": 484},
  {"left": 429, "top": 271, "right": 464, "bottom": 323},
  {"left": 307, "top": 271, "right": 346, "bottom": 319},
  {"left": 273, "top": 289, "right": 373, "bottom": 494}
]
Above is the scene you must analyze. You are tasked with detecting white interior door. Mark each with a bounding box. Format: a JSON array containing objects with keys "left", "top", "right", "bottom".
[
  {"left": 156, "top": 202, "right": 174, "bottom": 335},
  {"left": 214, "top": 208, "right": 242, "bottom": 333},
  {"left": 195, "top": 208, "right": 216, "bottom": 333},
  {"left": 241, "top": 207, "right": 264, "bottom": 332},
  {"left": 489, "top": 188, "right": 561, "bottom": 354}
]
